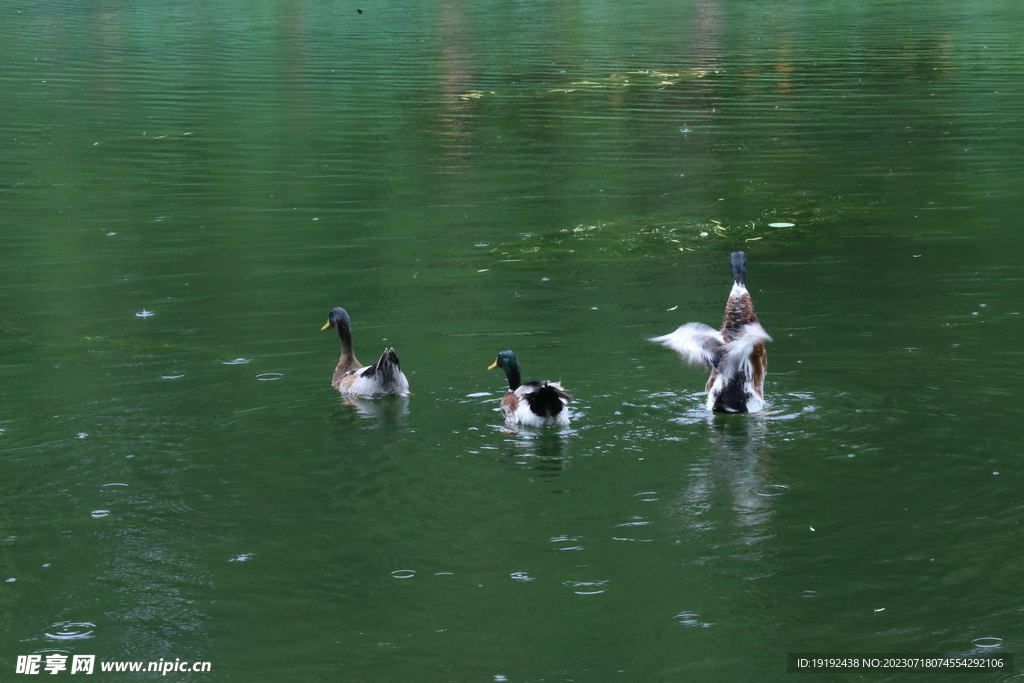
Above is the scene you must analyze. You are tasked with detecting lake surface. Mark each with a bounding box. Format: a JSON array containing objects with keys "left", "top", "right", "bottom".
[{"left": 2, "top": 1, "right": 1023, "bottom": 681}]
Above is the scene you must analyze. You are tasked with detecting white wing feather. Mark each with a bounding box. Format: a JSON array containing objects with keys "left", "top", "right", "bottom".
[
  {"left": 649, "top": 322, "right": 724, "bottom": 368},
  {"left": 716, "top": 323, "right": 772, "bottom": 380}
]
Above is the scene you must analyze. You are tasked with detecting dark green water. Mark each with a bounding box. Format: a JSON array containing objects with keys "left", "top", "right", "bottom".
[{"left": 3, "top": 1, "right": 1023, "bottom": 681}]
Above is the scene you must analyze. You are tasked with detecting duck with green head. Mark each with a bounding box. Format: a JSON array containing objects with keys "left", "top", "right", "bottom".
[
  {"left": 321, "top": 306, "right": 410, "bottom": 397},
  {"left": 488, "top": 350, "right": 573, "bottom": 426}
]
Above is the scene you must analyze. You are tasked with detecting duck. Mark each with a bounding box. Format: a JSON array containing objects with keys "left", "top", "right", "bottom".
[
  {"left": 321, "top": 307, "right": 410, "bottom": 397},
  {"left": 650, "top": 251, "right": 771, "bottom": 412},
  {"left": 488, "top": 350, "right": 574, "bottom": 426}
]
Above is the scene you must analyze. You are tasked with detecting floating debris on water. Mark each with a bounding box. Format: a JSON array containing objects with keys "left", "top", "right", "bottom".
[
  {"left": 485, "top": 214, "right": 812, "bottom": 265},
  {"left": 768, "top": 222, "right": 795, "bottom": 228}
]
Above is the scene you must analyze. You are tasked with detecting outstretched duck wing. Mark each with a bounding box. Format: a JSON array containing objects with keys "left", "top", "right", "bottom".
[{"left": 649, "top": 322, "right": 725, "bottom": 370}]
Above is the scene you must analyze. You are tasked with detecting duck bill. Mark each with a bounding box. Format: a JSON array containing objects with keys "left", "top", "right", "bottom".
[
  {"left": 487, "top": 362, "right": 499, "bottom": 370},
  {"left": 321, "top": 321, "right": 332, "bottom": 331}
]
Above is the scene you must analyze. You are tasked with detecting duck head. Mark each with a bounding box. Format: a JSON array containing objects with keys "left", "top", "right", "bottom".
[
  {"left": 488, "top": 349, "right": 522, "bottom": 390},
  {"left": 321, "top": 307, "right": 352, "bottom": 332}
]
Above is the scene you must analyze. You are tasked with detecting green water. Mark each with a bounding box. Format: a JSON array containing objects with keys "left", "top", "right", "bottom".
[{"left": 3, "top": 1, "right": 1023, "bottom": 681}]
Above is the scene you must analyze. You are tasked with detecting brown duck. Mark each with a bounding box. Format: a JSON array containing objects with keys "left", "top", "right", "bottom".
[{"left": 650, "top": 251, "right": 771, "bottom": 412}]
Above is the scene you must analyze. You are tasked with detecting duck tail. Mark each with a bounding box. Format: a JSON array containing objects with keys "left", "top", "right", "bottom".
[
  {"left": 526, "top": 382, "right": 571, "bottom": 418},
  {"left": 731, "top": 251, "right": 747, "bottom": 286},
  {"left": 361, "top": 347, "right": 399, "bottom": 381},
  {"left": 376, "top": 347, "right": 402, "bottom": 381}
]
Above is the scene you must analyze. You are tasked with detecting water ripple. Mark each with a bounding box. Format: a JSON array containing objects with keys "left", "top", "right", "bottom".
[
  {"left": 755, "top": 484, "right": 790, "bottom": 497},
  {"left": 563, "top": 580, "right": 608, "bottom": 595},
  {"left": 673, "top": 612, "right": 714, "bottom": 628},
  {"left": 972, "top": 637, "right": 1003, "bottom": 648},
  {"left": 613, "top": 517, "right": 652, "bottom": 528},
  {"left": 45, "top": 622, "right": 96, "bottom": 641},
  {"left": 549, "top": 535, "right": 584, "bottom": 551},
  {"left": 256, "top": 373, "right": 283, "bottom": 381}
]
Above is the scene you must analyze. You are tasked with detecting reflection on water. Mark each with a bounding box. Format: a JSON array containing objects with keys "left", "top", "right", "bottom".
[
  {"left": 670, "top": 412, "right": 776, "bottom": 542},
  {"left": 498, "top": 427, "right": 573, "bottom": 476},
  {"left": 704, "top": 414, "right": 774, "bottom": 526},
  {"left": 341, "top": 395, "right": 411, "bottom": 427}
]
